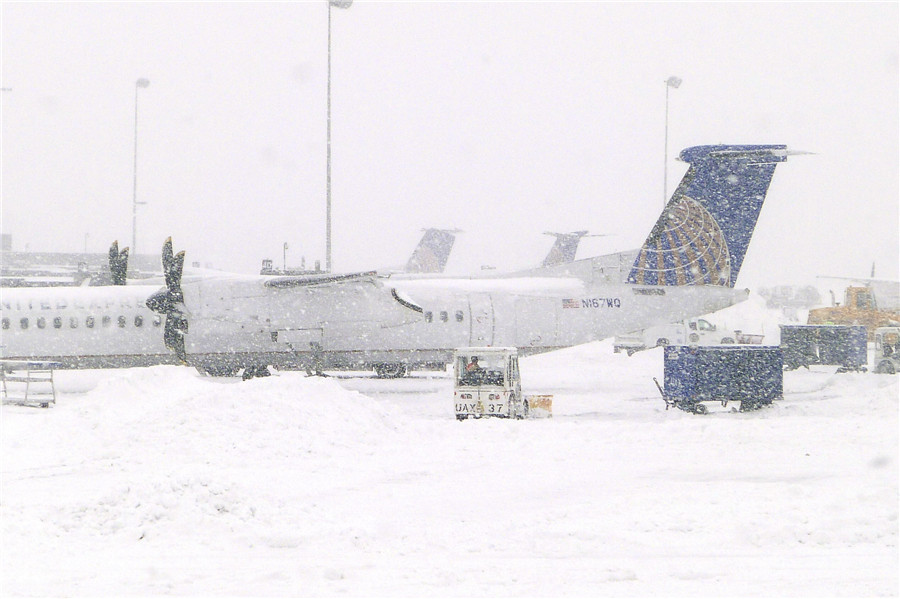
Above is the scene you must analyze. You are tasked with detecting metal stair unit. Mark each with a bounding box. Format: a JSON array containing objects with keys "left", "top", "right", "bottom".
[{"left": 1, "top": 360, "right": 62, "bottom": 408}]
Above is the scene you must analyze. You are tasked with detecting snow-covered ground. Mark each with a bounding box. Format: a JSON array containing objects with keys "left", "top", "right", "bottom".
[{"left": 2, "top": 301, "right": 898, "bottom": 596}]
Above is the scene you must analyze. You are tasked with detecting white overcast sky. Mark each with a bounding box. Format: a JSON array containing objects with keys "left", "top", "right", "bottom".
[{"left": 1, "top": 2, "right": 897, "bottom": 288}]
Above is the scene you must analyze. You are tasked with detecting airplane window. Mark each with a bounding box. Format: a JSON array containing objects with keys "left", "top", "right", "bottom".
[
  {"left": 69, "top": 317, "right": 78, "bottom": 329},
  {"left": 456, "top": 310, "right": 464, "bottom": 322},
  {"left": 37, "top": 317, "right": 46, "bottom": 329},
  {"left": 440, "top": 311, "right": 448, "bottom": 322},
  {"left": 53, "top": 317, "right": 62, "bottom": 329},
  {"left": 20, "top": 318, "right": 28, "bottom": 330},
  {"left": 1, "top": 318, "right": 8, "bottom": 330},
  {"left": 118, "top": 315, "right": 127, "bottom": 328},
  {"left": 134, "top": 315, "right": 143, "bottom": 327},
  {"left": 102, "top": 315, "right": 111, "bottom": 327},
  {"left": 424, "top": 311, "right": 433, "bottom": 323},
  {"left": 86, "top": 316, "right": 95, "bottom": 328}
]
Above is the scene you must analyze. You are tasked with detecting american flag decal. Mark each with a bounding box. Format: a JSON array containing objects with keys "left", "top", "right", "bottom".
[{"left": 562, "top": 298, "right": 580, "bottom": 309}]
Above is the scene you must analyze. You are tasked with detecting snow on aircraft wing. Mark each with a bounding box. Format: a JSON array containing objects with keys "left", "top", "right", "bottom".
[{"left": 263, "top": 271, "right": 379, "bottom": 288}]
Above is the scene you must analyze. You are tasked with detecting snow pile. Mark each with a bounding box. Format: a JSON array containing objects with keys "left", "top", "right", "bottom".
[{"left": 2, "top": 350, "right": 897, "bottom": 596}]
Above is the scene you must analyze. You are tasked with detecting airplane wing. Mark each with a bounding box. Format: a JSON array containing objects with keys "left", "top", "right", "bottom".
[{"left": 263, "top": 271, "right": 379, "bottom": 288}]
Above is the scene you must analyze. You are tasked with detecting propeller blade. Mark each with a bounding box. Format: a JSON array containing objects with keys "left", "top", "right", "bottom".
[
  {"left": 108, "top": 241, "right": 130, "bottom": 286},
  {"left": 164, "top": 315, "right": 189, "bottom": 364},
  {"left": 155, "top": 238, "right": 189, "bottom": 364},
  {"left": 170, "top": 250, "right": 185, "bottom": 295},
  {"left": 162, "top": 237, "right": 175, "bottom": 289}
]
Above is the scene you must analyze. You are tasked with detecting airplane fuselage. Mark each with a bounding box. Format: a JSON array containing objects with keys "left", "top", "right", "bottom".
[
  {"left": 1, "top": 276, "right": 748, "bottom": 374},
  {"left": 171, "top": 275, "right": 748, "bottom": 373}
]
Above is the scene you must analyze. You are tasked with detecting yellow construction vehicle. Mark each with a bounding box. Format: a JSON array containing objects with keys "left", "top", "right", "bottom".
[{"left": 807, "top": 286, "right": 900, "bottom": 339}]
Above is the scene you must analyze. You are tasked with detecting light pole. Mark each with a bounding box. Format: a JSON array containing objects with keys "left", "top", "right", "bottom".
[
  {"left": 327, "top": 0, "right": 352, "bottom": 273},
  {"left": 132, "top": 77, "right": 150, "bottom": 258},
  {"left": 663, "top": 75, "right": 681, "bottom": 207}
]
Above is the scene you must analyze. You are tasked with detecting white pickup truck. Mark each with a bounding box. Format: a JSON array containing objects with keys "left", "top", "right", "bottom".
[{"left": 614, "top": 318, "right": 764, "bottom": 356}]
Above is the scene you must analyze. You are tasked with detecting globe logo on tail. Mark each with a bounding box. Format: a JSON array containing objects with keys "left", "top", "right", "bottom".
[{"left": 628, "top": 195, "right": 731, "bottom": 286}]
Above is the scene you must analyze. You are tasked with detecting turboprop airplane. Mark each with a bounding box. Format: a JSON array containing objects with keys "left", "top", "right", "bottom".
[
  {"left": 141, "top": 144, "right": 789, "bottom": 377},
  {"left": 0, "top": 145, "right": 791, "bottom": 377}
]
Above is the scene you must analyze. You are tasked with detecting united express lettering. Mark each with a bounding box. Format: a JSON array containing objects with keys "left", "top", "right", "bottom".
[{"left": 1, "top": 297, "right": 137, "bottom": 311}]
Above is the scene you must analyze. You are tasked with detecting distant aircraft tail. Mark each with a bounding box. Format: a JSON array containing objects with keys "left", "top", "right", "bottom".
[
  {"left": 405, "top": 228, "right": 459, "bottom": 274},
  {"left": 542, "top": 231, "right": 589, "bottom": 268},
  {"left": 627, "top": 145, "right": 788, "bottom": 288}
]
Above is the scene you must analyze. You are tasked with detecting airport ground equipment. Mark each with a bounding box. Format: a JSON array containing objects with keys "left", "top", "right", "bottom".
[
  {"left": 614, "top": 318, "right": 763, "bottom": 356},
  {"left": 807, "top": 285, "right": 899, "bottom": 339},
  {"left": 656, "top": 345, "right": 783, "bottom": 414},
  {"left": 780, "top": 324, "right": 868, "bottom": 372},
  {"left": 0, "top": 360, "right": 61, "bottom": 408},
  {"left": 873, "top": 326, "right": 900, "bottom": 374},
  {"left": 453, "top": 347, "right": 551, "bottom": 420}
]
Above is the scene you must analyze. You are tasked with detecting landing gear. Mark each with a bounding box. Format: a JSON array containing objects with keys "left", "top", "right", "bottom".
[
  {"left": 374, "top": 363, "right": 407, "bottom": 378},
  {"left": 197, "top": 364, "right": 240, "bottom": 377},
  {"left": 241, "top": 365, "right": 271, "bottom": 380}
]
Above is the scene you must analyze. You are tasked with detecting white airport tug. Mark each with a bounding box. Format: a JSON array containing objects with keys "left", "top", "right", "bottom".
[{"left": 453, "top": 347, "right": 551, "bottom": 420}]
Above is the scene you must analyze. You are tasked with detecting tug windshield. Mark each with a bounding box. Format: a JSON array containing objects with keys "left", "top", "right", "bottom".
[{"left": 457, "top": 354, "right": 506, "bottom": 387}]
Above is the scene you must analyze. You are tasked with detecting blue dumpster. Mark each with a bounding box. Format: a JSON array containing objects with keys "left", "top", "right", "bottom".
[
  {"left": 660, "top": 345, "right": 783, "bottom": 414},
  {"left": 779, "top": 325, "right": 868, "bottom": 372}
]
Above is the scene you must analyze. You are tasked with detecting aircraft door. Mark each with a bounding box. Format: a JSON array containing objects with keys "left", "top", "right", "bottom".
[
  {"left": 515, "top": 298, "right": 558, "bottom": 349},
  {"left": 468, "top": 293, "right": 494, "bottom": 346}
]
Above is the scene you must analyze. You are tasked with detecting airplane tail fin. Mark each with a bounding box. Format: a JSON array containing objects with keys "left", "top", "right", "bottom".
[
  {"left": 542, "top": 231, "right": 588, "bottom": 268},
  {"left": 405, "top": 228, "right": 459, "bottom": 274},
  {"left": 627, "top": 145, "right": 788, "bottom": 288}
]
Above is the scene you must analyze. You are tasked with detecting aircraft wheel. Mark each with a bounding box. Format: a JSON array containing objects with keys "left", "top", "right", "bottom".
[
  {"left": 656, "top": 338, "right": 669, "bottom": 347},
  {"left": 693, "top": 403, "right": 708, "bottom": 415},
  {"left": 721, "top": 337, "right": 736, "bottom": 344}
]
